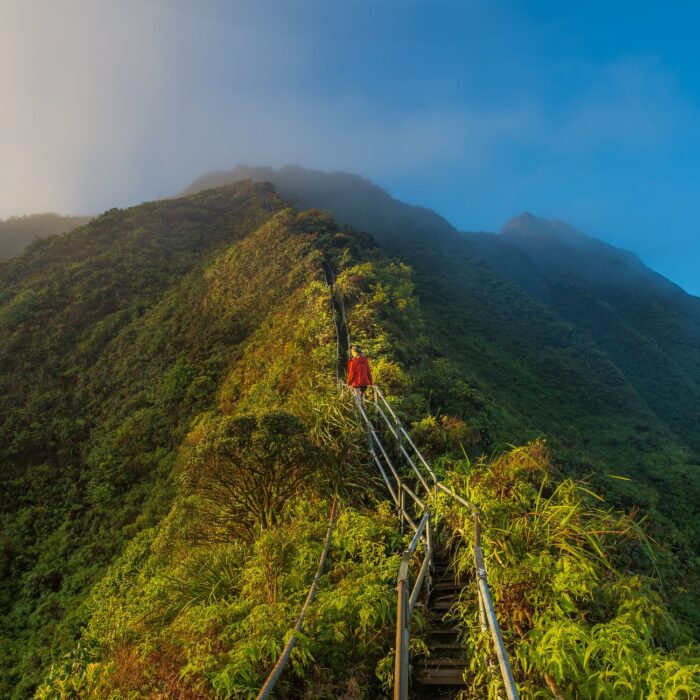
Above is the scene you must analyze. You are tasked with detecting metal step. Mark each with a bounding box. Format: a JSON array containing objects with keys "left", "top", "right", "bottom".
[
  {"left": 432, "top": 579, "right": 462, "bottom": 591},
  {"left": 426, "top": 641, "right": 463, "bottom": 652},
  {"left": 430, "top": 588, "right": 460, "bottom": 600},
  {"left": 413, "top": 664, "right": 468, "bottom": 686},
  {"left": 427, "top": 628, "right": 462, "bottom": 645},
  {"left": 416, "top": 657, "right": 467, "bottom": 668},
  {"left": 412, "top": 685, "right": 459, "bottom": 699}
]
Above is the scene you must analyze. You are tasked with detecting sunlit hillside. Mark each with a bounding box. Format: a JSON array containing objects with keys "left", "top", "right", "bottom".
[{"left": 1, "top": 178, "right": 699, "bottom": 698}]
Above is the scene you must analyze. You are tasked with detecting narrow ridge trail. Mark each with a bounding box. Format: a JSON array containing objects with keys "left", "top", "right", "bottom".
[
  {"left": 258, "top": 264, "right": 518, "bottom": 699},
  {"left": 326, "top": 264, "right": 518, "bottom": 699}
]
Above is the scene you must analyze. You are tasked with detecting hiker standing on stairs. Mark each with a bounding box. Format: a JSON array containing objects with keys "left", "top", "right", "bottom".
[{"left": 348, "top": 345, "right": 372, "bottom": 405}]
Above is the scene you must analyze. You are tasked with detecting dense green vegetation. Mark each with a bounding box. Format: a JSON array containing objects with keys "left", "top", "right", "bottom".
[
  {"left": 0, "top": 184, "right": 434, "bottom": 696},
  {"left": 432, "top": 443, "right": 700, "bottom": 698},
  {"left": 0, "top": 214, "right": 92, "bottom": 262},
  {"left": 184, "top": 166, "right": 700, "bottom": 630},
  {"left": 0, "top": 183, "right": 287, "bottom": 695},
  {"left": 1, "top": 176, "right": 699, "bottom": 697}
]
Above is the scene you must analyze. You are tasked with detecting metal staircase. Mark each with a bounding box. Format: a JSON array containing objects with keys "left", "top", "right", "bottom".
[
  {"left": 412, "top": 555, "right": 469, "bottom": 695},
  {"left": 358, "top": 387, "right": 519, "bottom": 700},
  {"left": 257, "top": 270, "right": 519, "bottom": 698}
]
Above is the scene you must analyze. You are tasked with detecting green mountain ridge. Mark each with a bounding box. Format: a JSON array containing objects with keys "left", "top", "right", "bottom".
[
  {"left": 182, "top": 165, "right": 700, "bottom": 628},
  {"left": 183, "top": 166, "right": 700, "bottom": 473},
  {"left": 1, "top": 174, "right": 699, "bottom": 697}
]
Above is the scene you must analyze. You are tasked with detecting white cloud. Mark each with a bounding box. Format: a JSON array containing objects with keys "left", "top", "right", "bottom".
[
  {"left": 0, "top": 0, "right": 540, "bottom": 216},
  {"left": 0, "top": 0, "right": 697, "bottom": 230},
  {"left": 0, "top": 0, "right": 180, "bottom": 215}
]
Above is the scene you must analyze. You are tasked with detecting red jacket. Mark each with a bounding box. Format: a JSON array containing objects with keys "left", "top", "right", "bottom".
[{"left": 348, "top": 355, "right": 372, "bottom": 387}]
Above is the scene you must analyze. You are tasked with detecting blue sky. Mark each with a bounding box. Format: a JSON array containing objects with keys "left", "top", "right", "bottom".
[{"left": 1, "top": 0, "right": 698, "bottom": 294}]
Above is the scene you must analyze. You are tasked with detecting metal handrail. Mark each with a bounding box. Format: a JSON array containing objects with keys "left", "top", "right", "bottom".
[
  {"left": 372, "top": 391, "right": 433, "bottom": 495},
  {"left": 360, "top": 386, "right": 519, "bottom": 700},
  {"left": 394, "top": 511, "right": 432, "bottom": 700},
  {"left": 358, "top": 403, "right": 425, "bottom": 515},
  {"left": 256, "top": 497, "right": 337, "bottom": 699},
  {"left": 374, "top": 387, "right": 437, "bottom": 483},
  {"left": 475, "top": 544, "right": 516, "bottom": 695},
  {"left": 355, "top": 400, "right": 433, "bottom": 700}
]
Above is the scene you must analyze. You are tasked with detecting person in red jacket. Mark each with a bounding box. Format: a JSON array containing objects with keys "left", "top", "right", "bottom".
[{"left": 347, "top": 344, "right": 372, "bottom": 405}]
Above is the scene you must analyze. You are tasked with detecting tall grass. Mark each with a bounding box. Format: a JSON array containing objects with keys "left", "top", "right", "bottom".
[{"left": 430, "top": 440, "right": 700, "bottom": 699}]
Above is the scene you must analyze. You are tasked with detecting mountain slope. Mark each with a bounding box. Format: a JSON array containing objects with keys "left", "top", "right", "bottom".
[
  {"left": 183, "top": 167, "right": 700, "bottom": 617},
  {"left": 0, "top": 183, "right": 289, "bottom": 695},
  {"left": 182, "top": 167, "right": 700, "bottom": 462},
  {"left": 495, "top": 213, "right": 700, "bottom": 453},
  {"left": 1, "top": 180, "right": 699, "bottom": 697}
]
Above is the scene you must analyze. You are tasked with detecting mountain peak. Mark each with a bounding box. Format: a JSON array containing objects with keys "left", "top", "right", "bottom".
[
  {"left": 180, "top": 164, "right": 459, "bottom": 248},
  {"left": 501, "top": 212, "right": 588, "bottom": 242},
  {"left": 496, "top": 211, "right": 693, "bottom": 300}
]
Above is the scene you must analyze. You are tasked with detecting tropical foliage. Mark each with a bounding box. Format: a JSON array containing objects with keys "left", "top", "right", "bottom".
[
  {"left": 0, "top": 179, "right": 698, "bottom": 698},
  {"left": 429, "top": 441, "right": 700, "bottom": 698}
]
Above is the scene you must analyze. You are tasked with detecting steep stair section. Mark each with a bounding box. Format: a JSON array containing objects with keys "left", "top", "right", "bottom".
[{"left": 413, "top": 556, "right": 468, "bottom": 697}]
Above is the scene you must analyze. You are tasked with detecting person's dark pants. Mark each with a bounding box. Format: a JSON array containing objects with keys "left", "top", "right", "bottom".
[{"left": 352, "top": 385, "right": 367, "bottom": 406}]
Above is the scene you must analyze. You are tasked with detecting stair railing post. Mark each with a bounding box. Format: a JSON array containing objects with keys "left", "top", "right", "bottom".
[
  {"left": 425, "top": 517, "right": 433, "bottom": 605},
  {"left": 478, "top": 587, "right": 488, "bottom": 633},
  {"left": 474, "top": 512, "right": 488, "bottom": 631},
  {"left": 394, "top": 554, "right": 411, "bottom": 700},
  {"left": 402, "top": 588, "right": 410, "bottom": 696},
  {"left": 399, "top": 486, "right": 405, "bottom": 535},
  {"left": 395, "top": 413, "right": 402, "bottom": 461}
]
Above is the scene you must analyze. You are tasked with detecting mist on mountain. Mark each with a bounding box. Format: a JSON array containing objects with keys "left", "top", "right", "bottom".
[
  {"left": 183, "top": 164, "right": 700, "bottom": 536},
  {"left": 0, "top": 213, "right": 92, "bottom": 262},
  {"left": 501, "top": 212, "right": 699, "bottom": 304},
  {"left": 181, "top": 164, "right": 460, "bottom": 250}
]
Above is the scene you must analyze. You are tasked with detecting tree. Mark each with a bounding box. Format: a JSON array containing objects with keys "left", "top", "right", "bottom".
[{"left": 181, "top": 411, "right": 322, "bottom": 543}]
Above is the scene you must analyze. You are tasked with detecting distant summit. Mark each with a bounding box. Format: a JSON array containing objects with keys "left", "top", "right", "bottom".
[
  {"left": 181, "top": 164, "right": 459, "bottom": 250},
  {"left": 501, "top": 212, "right": 588, "bottom": 241},
  {"left": 501, "top": 211, "right": 641, "bottom": 262},
  {"left": 498, "top": 212, "right": 690, "bottom": 300}
]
